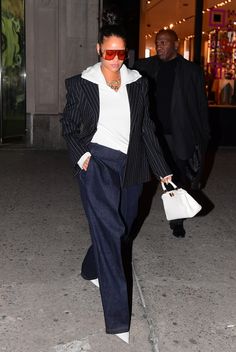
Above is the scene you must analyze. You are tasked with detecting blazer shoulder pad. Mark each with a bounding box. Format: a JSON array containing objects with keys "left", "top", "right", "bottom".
[{"left": 65, "top": 73, "right": 82, "bottom": 86}]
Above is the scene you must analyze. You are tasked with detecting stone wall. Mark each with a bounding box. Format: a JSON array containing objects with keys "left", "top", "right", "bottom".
[{"left": 25, "top": 0, "right": 99, "bottom": 149}]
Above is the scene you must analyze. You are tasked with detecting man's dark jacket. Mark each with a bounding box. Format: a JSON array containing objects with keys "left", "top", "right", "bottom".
[{"left": 134, "top": 55, "right": 210, "bottom": 160}]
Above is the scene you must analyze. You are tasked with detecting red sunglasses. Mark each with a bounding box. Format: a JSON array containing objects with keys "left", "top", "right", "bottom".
[{"left": 100, "top": 49, "right": 127, "bottom": 61}]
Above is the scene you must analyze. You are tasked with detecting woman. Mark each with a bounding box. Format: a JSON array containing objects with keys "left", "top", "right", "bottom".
[{"left": 61, "top": 12, "right": 172, "bottom": 344}]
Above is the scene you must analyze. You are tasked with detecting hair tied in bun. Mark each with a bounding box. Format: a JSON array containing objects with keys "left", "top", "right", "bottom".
[
  {"left": 102, "top": 10, "right": 122, "bottom": 26},
  {"left": 98, "top": 8, "right": 127, "bottom": 45}
]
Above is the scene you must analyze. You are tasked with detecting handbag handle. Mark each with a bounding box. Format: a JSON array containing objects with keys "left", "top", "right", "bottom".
[{"left": 161, "top": 180, "right": 178, "bottom": 192}]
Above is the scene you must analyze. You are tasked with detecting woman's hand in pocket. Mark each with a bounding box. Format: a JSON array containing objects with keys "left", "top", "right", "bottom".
[{"left": 82, "top": 156, "right": 91, "bottom": 171}]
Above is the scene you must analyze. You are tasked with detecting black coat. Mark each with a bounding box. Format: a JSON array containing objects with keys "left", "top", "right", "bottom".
[
  {"left": 133, "top": 55, "right": 210, "bottom": 188},
  {"left": 61, "top": 74, "right": 171, "bottom": 187},
  {"left": 134, "top": 55, "right": 210, "bottom": 161}
]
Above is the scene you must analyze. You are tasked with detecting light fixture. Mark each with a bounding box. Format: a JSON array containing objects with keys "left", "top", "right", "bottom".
[{"left": 145, "top": 0, "right": 233, "bottom": 39}]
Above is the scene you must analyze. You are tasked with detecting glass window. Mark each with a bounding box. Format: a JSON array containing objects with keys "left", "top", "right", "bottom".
[
  {"left": 0, "top": 0, "right": 26, "bottom": 142},
  {"left": 139, "top": 0, "right": 236, "bottom": 106}
]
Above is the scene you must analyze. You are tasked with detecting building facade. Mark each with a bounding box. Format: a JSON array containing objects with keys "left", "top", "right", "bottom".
[
  {"left": 0, "top": 0, "right": 100, "bottom": 148},
  {"left": 26, "top": 0, "right": 99, "bottom": 149}
]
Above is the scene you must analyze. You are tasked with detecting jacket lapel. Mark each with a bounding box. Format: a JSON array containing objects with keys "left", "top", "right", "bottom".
[
  {"left": 171, "top": 56, "right": 182, "bottom": 115},
  {"left": 81, "top": 79, "right": 100, "bottom": 124},
  {"left": 127, "top": 81, "right": 140, "bottom": 134},
  {"left": 153, "top": 56, "right": 160, "bottom": 81}
]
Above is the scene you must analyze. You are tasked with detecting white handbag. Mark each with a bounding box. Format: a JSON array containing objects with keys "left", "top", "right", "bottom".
[{"left": 161, "top": 181, "right": 202, "bottom": 221}]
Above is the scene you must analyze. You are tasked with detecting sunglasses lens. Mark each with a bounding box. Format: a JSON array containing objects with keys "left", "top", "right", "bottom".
[
  {"left": 103, "top": 50, "right": 127, "bottom": 61},
  {"left": 104, "top": 50, "right": 116, "bottom": 60},
  {"left": 117, "top": 50, "right": 126, "bottom": 60}
]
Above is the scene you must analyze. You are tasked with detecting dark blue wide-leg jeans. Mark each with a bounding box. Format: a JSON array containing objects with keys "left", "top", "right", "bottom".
[{"left": 78, "top": 143, "right": 142, "bottom": 334}]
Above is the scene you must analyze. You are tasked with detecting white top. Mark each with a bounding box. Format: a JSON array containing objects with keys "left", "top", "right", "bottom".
[{"left": 78, "top": 63, "right": 141, "bottom": 168}]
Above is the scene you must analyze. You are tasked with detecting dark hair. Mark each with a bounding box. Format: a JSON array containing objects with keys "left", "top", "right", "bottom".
[
  {"left": 155, "top": 29, "right": 179, "bottom": 42},
  {"left": 98, "top": 10, "right": 127, "bottom": 45}
]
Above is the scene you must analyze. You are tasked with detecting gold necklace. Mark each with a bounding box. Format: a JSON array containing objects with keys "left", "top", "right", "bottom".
[{"left": 106, "top": 78, "right": 121, "bottom": 91}]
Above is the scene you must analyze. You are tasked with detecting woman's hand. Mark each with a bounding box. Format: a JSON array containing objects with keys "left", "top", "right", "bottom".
[
  {"left": 82, "top": 156, "right": 91, "bottom": 171},
  {"left": 160, "top": 175, "right": 172, "bottom": 184}
]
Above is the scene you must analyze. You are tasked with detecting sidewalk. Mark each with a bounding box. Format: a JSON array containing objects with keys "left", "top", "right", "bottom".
[{"left": 0, "top": 148, "right": 235, "bottom": 352}]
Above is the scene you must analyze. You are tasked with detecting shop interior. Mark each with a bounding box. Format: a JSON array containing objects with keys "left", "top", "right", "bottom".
[{"left": 140, "top": 0, "right": 236, "bottom": 108}]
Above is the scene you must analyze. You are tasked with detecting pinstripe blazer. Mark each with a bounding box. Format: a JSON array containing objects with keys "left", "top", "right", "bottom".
[{"left": 61, "top": 73, "right": 171, "bottom": 187}]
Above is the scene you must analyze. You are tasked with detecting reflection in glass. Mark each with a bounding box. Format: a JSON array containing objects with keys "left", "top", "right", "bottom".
[{"left": 1, "top": 0, "right": 26, "bottom": 140}]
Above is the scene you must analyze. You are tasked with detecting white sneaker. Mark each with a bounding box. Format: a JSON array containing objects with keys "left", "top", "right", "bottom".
[
  {"left": 115, "top": 331, "right": 129, "bottom": 344},
  {"left": 90, "top": 279, "right": 99, "bottom": 288}
]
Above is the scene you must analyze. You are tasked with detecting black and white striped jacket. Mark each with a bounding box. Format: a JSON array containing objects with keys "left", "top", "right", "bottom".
[{"left": 61, "top": 73, "right": 171, "bottom": 187}]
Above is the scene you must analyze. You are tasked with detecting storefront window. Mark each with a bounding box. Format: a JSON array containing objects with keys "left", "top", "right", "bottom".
[
  {"left": 139, "top": 0, "right": 236, "bottom": 106},
  {"left": 206, "top": 29, "right": 236, "bottom": 105},
  {"left": 0, "top": 0, "right": 26, "bottom": 142}
]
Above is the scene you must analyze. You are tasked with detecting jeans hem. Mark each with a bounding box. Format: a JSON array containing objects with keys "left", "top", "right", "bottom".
[
  {"left": 106, "top": 327, "right": 130, "bottom": 334},
  {"left": 80, "top": 272, "right": 97, "bottom": 281}
]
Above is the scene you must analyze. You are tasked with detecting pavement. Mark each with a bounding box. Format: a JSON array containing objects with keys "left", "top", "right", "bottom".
[{"left": 0, "top": 147, "right": 235, "bottom": 352}]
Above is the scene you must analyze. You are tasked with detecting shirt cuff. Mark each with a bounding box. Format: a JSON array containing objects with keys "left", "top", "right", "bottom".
[{"left": 78, "top": 152, "right": 91, "bottom": 169}]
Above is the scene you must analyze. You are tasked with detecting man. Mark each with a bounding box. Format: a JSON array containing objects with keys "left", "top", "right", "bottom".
[{"left": 134, "top": 29, "right": 210, "bottom": 238}]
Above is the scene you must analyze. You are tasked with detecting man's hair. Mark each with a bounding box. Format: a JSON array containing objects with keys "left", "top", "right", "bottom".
[{"left": 155, "top": 29, "right": 179, "bottom": 42}]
